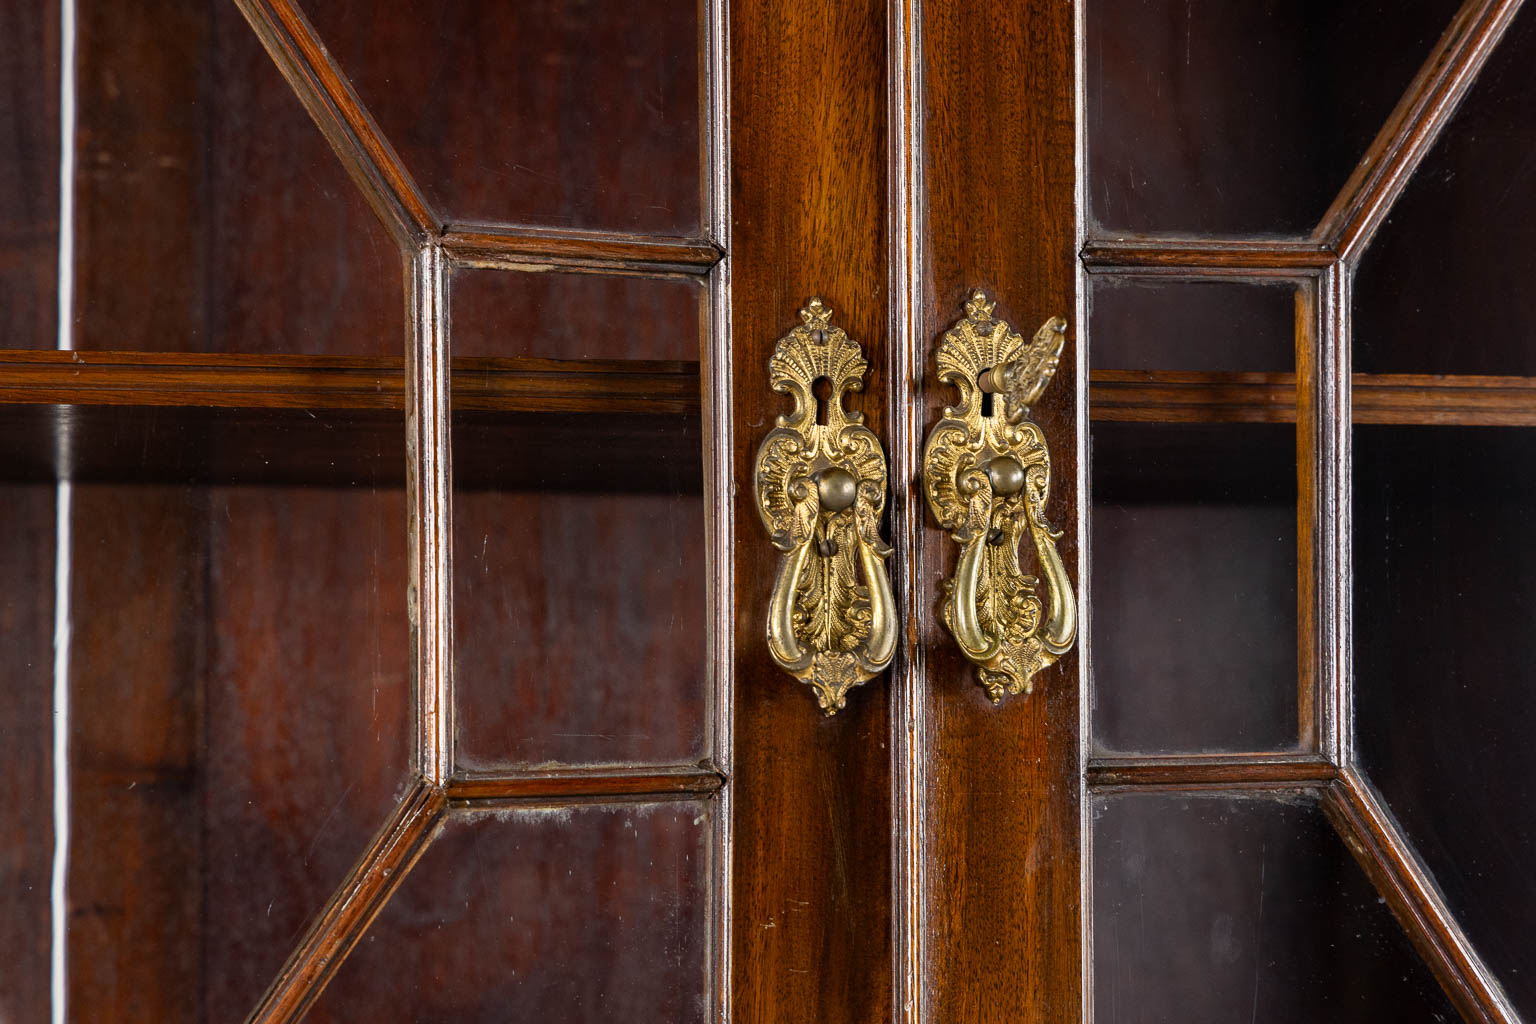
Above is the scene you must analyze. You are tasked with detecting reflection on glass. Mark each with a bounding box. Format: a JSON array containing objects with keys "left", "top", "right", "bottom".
[
  {"left": 309, "top": 803, "right": 711, "bottom": 1023},
  {"left": 304, "top": 0, "right": 704, "bottom": 234},
  {"left": 1092, "top": 423, "right": 1299, "bottom": 754},
  {"left": 1087, "top": 0, "right": 1460, "bottom": 235},
  {"left": 1094, "top": 793, "right": 1455, "bottom": 1021}
]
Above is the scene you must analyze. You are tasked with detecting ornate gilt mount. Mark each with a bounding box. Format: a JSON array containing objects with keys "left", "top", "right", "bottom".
[
  {"left": 754, "top": 298, "right": 896, "bottom": 714},
  {"left": 922, "top": 290, "right": 1077, "bottom": 703}
]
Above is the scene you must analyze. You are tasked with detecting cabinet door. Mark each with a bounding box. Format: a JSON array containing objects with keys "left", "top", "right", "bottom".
[{"left": 1082, "top": 0, "right": 1533, "bottom": 1021}]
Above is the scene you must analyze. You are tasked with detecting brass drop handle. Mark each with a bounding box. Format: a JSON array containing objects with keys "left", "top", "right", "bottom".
[
  {"left": 922, "top": 290, "right": 1077, "bottom": 702},
  {"left": 754, "top": 298, "right": 897, "bottom": 715}
]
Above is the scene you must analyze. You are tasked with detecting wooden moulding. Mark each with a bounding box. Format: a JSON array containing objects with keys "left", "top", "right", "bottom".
[
  {"left": 247, "top": 780, "right": 447, "bottom": 1024},
  {"left": 441, "top": 225, "right": 723, "bottom": 277},
  {"left": 233, "top": 0, "right": 435, "bottom": 246},
  {"left": 1086, "top": 752, "right": 1338, "bottom": 792},
  {"left": 1080, "top": 238, "right": 1337, "bottom": 275},
  {"left": 444, "top": 765, "right": 726, "bottom": 806},
  {"left": 1322, "top": 0, "right": 1527, "bottom": 259},
  {"left": 1322, "top": 769, "right": 1519, "bottom": 1024}
]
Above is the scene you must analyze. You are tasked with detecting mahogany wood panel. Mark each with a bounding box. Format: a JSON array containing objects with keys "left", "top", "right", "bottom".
[
  {"left": 728, "top": 0, "right": 893, "bottom": 1020},
  {"left": 67, "top": 487, "right": 206, "bottom": 1024},
  {"left": 71, "top": 0, "right": 400, "bottom": 357},
  {"left": 0, "top": 0, "right": 57, "bottom": 355},
  {"left": 451, "top": 488, "right": 707, "bottom": 770},
  {"left": 0, "top": 486, "right": 55, "bottom": 1023},
  {"left": 300, "top": 0, "right": 703, "bottom": 235},
  {"left": 302, "top": 804, "right": 712, "bottom": 1023},
  {"left": 917, "top": 1, "right": 1079, "bottom": 1020},
  {"left": 64, "top": 485, "right": 413, "bottom": 1021}
]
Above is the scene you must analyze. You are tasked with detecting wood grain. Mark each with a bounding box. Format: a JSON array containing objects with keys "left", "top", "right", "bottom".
[
  {"left": 728, "top": 0, "right": 893, "bottom": 1020},
  {"left": 0, "top": 486, "right": 55, "bottom": 1024},
  {"left": 1081, "top": 239, "right": 1336, "bottom": 274},
  {"left": 1087, "top": 753, "right": 1337, "bottom": 791},
  {"left": 442, "top": 226, "right": 721, "bottom": 277},
  {"left": 445, "top": 765, "right": 724, "bottom": 805},
  {"left": 917, "top": 1, "right": 1080, "bottom": 1020}
]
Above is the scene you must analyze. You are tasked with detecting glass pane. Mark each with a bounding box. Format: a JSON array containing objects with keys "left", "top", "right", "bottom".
[
  {"left": 452, "top": 269, "right": 701, "bottom": 360},
  {"left": 308, "top": 803, "right": 712, "bottom": 1022},
  {"left": 305, "top": 0, "right": 703, "bottom": 235},
  {"left": 64, "top": 472, "right": 410, "bottom": 1021},
  {"left": 0, "top": 0, "right": 58, "bottom": 354},
  {"left": 1094, "top": 793, "right": 1456, "bottom": 1022},
  {"left": 1355, "top": 10, "right": 1536, "bottom": 375},
  {"left": 1091, "top": 422, "right": 1298, "bottom": 752},
  {"left": 1091, "top": 279, "right": 1295, "bottom": 373},
  {"left": 452, "top": 271, "right": 707, "bottom": 769},
  {"left": 0, "top": 485, "right": 55, "bottom": 1022},
  {"left": 1354, "top": 426, "right": 1536, "bottom": 1017},
  {"left": 71, "top": 3, "right": 399, "bottom": 355},
  {"left": 1086, "top": 0, "right": 1461, "bottom": 236}
]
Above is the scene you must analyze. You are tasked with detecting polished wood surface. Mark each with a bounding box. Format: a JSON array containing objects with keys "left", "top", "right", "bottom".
[
  {"left": 728, "top": 1, "right": 893, "bottom": 1020},
  {"left": 0, "top": 486, "right": 55, "bottom": 1024},
  {"left": 916, "top": 1, "right": 1079, "bottom": 1020}
]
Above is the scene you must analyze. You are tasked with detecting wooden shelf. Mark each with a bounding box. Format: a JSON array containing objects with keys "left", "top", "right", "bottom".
[
  {"left": 0, "top": 350, "right": 700, "bottom": 415},
  {"left": 0, "top": 352, "right": 700, "bottom": 489},
  {"left": 1090, "top": 370, "right": 1536, "bottom": 426}
]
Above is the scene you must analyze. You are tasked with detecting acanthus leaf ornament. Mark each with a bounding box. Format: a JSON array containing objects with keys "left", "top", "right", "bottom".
[
  {"left": 754, "top": 298, "right": 897, "bottom": 714},
  {"left": 922, "top": 290, "right": 1078, "bottom": 702}
]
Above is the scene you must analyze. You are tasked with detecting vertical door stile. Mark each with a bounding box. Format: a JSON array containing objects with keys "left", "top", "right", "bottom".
[
  {"left": 917, "top": 1, "right": 1082, "bottom": 1020},
  {"left": 728, "top": 1, "right": 894, "bottom": 1020}
]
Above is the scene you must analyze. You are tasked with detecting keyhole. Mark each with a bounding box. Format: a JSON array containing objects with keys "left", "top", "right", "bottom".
[
  {"left": 979, "top": 374, "right": 995, "bottom": 418},
  {"left": 812, "top": 376, "right": 834, "bottom": 425}
]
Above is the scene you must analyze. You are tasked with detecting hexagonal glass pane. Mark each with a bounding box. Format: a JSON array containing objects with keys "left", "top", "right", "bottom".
[
  {"left": 1086, "top": 0, "right": 1461, "bottom": 236},
  {"left": 306, "top": 802, "right": 713, "bottom": 1022},
  {"left": 1353, "top": 11, "right": 1536, "bottom": 1016},
  {"left": 67, "top": 3, "right": 400, "bottom": 355},
  {"left": 303, "top": 0, "right": 704, "bottom": 235}
]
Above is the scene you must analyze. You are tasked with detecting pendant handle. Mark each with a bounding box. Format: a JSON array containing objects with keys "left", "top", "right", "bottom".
[
  {"left": 754, "top": 298, "right": 896, "bottom": 715},
  {"left": 921, "top": 291, "right": 1077, "bottom": 702}
]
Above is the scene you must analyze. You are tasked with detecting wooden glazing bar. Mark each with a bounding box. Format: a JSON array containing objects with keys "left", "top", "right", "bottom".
[
  {"left": 918, "top": 0, "right": 1080, "bottom": 1019},
  {"left": 441, "top": 225, "right": 722, "bottom": 276},
  {"left": 1080, "top": 238, "right": 1336, "bottom": 275},
  {"left": 1087, "top": 753, "right": 1337, "bottom": 791},
  {"left": 445, "top": 765, "right": 725, "bottom": 805},
  {"left": 410, "top": 246, "right": 452, "bottom": 786},
  {"left": 1323, "top": 770, "right": 1518, "bottom": 1024},
  {"left": 246, "top": 780, "right": 446, "bottom": 1024},
  {"left": 1323, "top": 0, "right": 1526, "bottom": 258},
  {"left": 233, "top": 0, "right": 435, "bottom": 244}
]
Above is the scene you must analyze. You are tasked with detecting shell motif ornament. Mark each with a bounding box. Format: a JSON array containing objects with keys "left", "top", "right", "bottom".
[
  {"left": 922, "top": 290, "right": 1077, "bottom": 703},
  {"left": 754, "top": 298, "right": 896, "bottom": 714}
]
